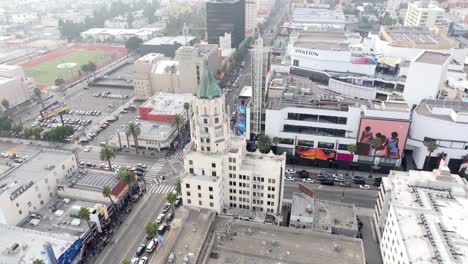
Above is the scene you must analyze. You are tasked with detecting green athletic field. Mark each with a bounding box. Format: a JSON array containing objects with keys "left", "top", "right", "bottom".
[{"left": 24, "top": 50, "right": 115, "bottom": 86}]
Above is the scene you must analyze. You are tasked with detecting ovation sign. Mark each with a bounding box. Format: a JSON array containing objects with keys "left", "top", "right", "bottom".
[{"left": 294, "top": 48, "right": 319, "bottom": 57}]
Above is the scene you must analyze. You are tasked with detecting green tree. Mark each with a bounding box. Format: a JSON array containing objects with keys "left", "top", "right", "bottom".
[
  {"left": 87, "top": 61, "right": 97, "bottom": 72},
  {"left": 79, "top": 207, "right": 91, "bottom": 227},
  {"left": 346, "top": 144, "right": 357, "bottom": 155},
  {"left": 116, "top": 168, "right": 136, "bottom": 203},
  {"left": 44, "top": 125, "right": 74, "bottom": 142},
  {"left": 55, "top": 78, "right": 65, "bottom": 86},
  {"left": 271, "top": 137, "right": 280, "bottom": 154},
  {"left": 424, "top": 141, "right": 438, "bottom": 170},
  {"left": 33, "top": 88, "right": 45, "bottom": 109},
  {"left": 32, "top": 127, "right": 43, "bottom": 140},
  {"left": 126, "top": 122, "right": 141, "bottom": 154},
  {"left": 81, "top": 63, "right": 90, "bottom": 73},
  {"left": 1, "top": 99, "right": 9, "bottom": 113},
  {"left": 99, "top": 144, "right": 115, "bottom": 169},
  {"left": 125, "top": 36, "right": 143, "bottom": 52},
  {"left": 167, "top": 192, "right": 177, "bottom": 213},
  {"left": 33, "top": 259, "right": 45, "bottom": 264},
  {"left": 369, "top": 138, "right": 383, "bottom": 177},
  {"left": 145, "top": 222, "right": 158, "bottom": 239},
  {"left": 257, "top": 134, "right": 272, "bottom": 154},
  {"left": 172, "top": 114, "right": 184, "bottom": 138},
  {"left": 102, "top": 185, "right": 115, "bottom": 205},
  {"left": 121, "top": 259, "right": 131, "bottom": 264}
]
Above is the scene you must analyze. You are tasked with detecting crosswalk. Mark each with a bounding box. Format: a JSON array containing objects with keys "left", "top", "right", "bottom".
[
  {"left": 171, "top": 150, "right": 184, "bottom": 160},
  {"left": 145, "top": 161, "right": 165, "bottom": 183},
  {"left": 148, "top": 184, "right": 175, "bottom": 194}
]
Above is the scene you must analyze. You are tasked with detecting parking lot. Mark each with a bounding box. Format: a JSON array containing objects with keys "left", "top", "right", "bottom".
[{"left": 94, "top": 63, "right": 134, "bottom": 86}]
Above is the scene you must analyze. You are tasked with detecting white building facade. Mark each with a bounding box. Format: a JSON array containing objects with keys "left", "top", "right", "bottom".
[
  {"left": 181, "top": 69, "right": 286, "bottom": 216},
  {"left": 0, "top": 65, "right": 34, "bottom": 109},
  {"left": 404, "top": 1, "right": 445, "bottom": 28},
  {"left": 245, "top": 0, "right": 257, "bottom": 37}
]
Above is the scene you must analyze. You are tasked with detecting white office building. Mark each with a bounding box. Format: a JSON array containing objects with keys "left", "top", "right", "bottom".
[
  {"left": 133, "top": 53, "right": 165, "bottom": 98},
  {"left": 80, "top": 28, "right": 162, "bottom": 42},
  {"left": 0, "top": 149, "right": 77, "bottom": 225},
  {"left": 374, "top": 168, "right": 468, "bottom": 264},
  {"left": 181, "top": 69, "right": 286, "bottom": 216},
  {"left": 284, "top": 8, "right": 347, "bottom": 31},
  {"left": 245, "top": 0, "right": 257, "bottom": 37},
  {"left": 404, "top": 1, "right": 445, "bottom": 28},
  {"left": 0, "top": 64, "right": 34, "bottom": 108}
]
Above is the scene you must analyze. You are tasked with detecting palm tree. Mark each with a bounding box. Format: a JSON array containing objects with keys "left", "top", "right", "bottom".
[
  {"left": 33, "top": 259, "right": 45, "bottom": 264},
  {"left": 167, "top": 192, "right": 177, "bottom": 213},
  {"left": 271, "top": 137, "right": 280, "bottom": 154},
  {"left": 102, "top": 186, "right": 115, "bottom": 205},
  {"left": 34, "top": 88, "right": 45, "bottom": 109},
  {"left": 79, "top": 207, "right": 91, "bottom": 227},
  {"left": 175, "top": 179, "right": 181, "bottom": 195},
  {"left": 145, "top": 222, "right": 158, "bottom": 239},
  {"left": 116, "top": 168, "right": 136, "bottom": 203},
  {"left": 257, "top": 134, "right": 272, "bottom": 154},
  {"left": 424, "top": 141, "right": 438, "bottom": 170},
  {"left": 172, "top": 114, "right": 184, "bottom": 138},
  {"left": 369, "top": 138, "right": 383, "bottom": 178},
  {"left": 121, "top": 258, "right": 131, "bottom": 264},
  {"left": 126, "top": 122, "right": 141, "bottom": 154},
  {"left": 99, "top": 145, "right": 115, "bottom": 169}
]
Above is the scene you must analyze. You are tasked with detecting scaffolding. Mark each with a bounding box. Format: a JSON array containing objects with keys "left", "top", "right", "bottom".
[{"left": 251, "top": 37, "right": 263, "bottom": 136}]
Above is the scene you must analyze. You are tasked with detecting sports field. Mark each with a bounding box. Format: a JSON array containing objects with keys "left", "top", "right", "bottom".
[{"left": 21, "top": 45, "right": 127, "bottom": 87}]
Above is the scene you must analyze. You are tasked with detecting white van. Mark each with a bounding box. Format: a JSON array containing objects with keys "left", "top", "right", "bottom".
[{"left": 146, "top": 239, "right": 157, "bottom": 253}]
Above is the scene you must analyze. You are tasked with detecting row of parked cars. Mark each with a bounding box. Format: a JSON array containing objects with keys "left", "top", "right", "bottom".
[
  {"left": 67, "top": 109, "right": 102, "bottom": 116},
  {"left": 1, "top": 152, "right": 28, "bottom": 164},
  {"left": 284, "top": 168, "right": 382, "bottom": 188},
  {"left": 79, "top": 116, "right": 119, "bottom": 144},
  {"left": 94, "top": 91, "right": 129, "bottom": 99},
  {"left": 132, "top": 196, "right": 183, "bottom": 263}
]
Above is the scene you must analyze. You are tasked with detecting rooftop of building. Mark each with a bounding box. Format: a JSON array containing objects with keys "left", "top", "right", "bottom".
[
  {"left": 239, "top": 85, "right": 252, "bottom": 98},
  {"left": 379, "top": 26, "right": 459, "bottom": 48},
  {"left": 62, "top": 169, "right": 119, "bottom": 193},
  {"left": 143, "top": 35, "right": 196, "bottom": 46},
  {"left": 291, "top": 31, "right": 357, "bottom": 50},
  {"left": 414, "top": 99, "right": 468, "bottom": 123},
  {"left": 136, "top": 53, "right": 164, "bottom": 63},
  {"left": 193, "top": 43, "right": 218, "bottom": 55},
  {"left": 82, "top": 27, "right": 161, "bottom": 35},
  {"left": 409, "top": 1, "right": 445, "bottom": 11},
  {"left": 415, "top": 51, "right": 451, "bottom": 65},
  {"left": 0, "top": 223, "right": 77, "bottom": 264},
  {"left": 196, "top": 68, "right": 222, "bottom": 99},
  {"left": 19, "top": 196, "right": 103, "bottom": 237},
  {"left": 383, "top": 169, "right": 468, "bottom": 264},
  {"left": 206, "top": 216, "right": 365, "bottom": 264},
  {"left": 140, "top": 92, "right": 193, "bottom": 116},
  {"left": 151, "top": 59, "right": 178, "bottom": 74},
  {"left": 292, "top": 8, "right": 346, "bottom": 22},
  {"left": 119, "top": 120, "right": 175, "bottom": 141},
  {"left": 0, "top": 149, "right": 73, "bottom": 199}
]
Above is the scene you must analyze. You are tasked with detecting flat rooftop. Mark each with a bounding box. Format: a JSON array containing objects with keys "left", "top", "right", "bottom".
[
  {"left": 0, "top": 149, "right": 73, "bottom": 199},
  {"left": 315, "top": 200, "right": 357, "bottom": 232},
  {"left": 416, "top": 51, "right": 451, "bottom": 65},
  {"left": 415, "top": 99, "right": 468, "bottom": 123},
  {"left": 136, "top": 53, "right": 164, "bottom": 63},
  {"left": 82, "top": 27, "right": 161, "bottom": 35},
  {"left": 292, "top": 8, "right": 346, "bottom": 23},
  {"left": 143, "top": 35, "right": 196, "bottom": 46},
  {"left": 206, "top": 217, "right": 365, "bottom": 264},
  {"left": 19, "top": 197, "right": 100, "bottom": 236},
  {"left": 152, "top": 59, "right": 178, "bottom": 74},
  {"left": 0, "top": 224, "right": 77, "bottom": 264},
  {"left": 193, "top": 43, "right": 218, "bottom": 55},
  {"left": 124, "top": 120, "right": 175, "bottom": 141},
  {"left": 385, "top": 169, "right": 468, "bottom": 263},
  {"left": 140, "top": 92, "right": 193, "bottom": 116},
  {"left": 380, "top": 26, "right": 459, "bottom": 48},
  {"left": 62, "top": 169, "right": 119, "bottom": 192}
]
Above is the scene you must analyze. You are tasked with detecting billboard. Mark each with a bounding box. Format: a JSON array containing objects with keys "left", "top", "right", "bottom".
[
  {"left": 235, "top": 105, "right": 246, "bottom": 136},
  {"left": 356, "top": 118, "right": 410, "bottom": 159},
  {"left": 351, "top": 55, "right": 377, "bottom": 65},
  {"left": 40, "top": 101, "right": 69, "bottom": 119},
  {"left": 295, "top": 146, "right": 336, "bottom": 161}
]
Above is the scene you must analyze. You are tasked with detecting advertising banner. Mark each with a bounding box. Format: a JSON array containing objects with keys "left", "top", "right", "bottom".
[
  {"left": 40, "top": 101, "right": 69, "bottom": 119},
  {"left": 356, "top": 118, "right": 410, "bottom": 159},
  {"left": 236, "top": 105, "right": 246, "bottom": 136},
  {"left": 295, "top": 146, "right": 336, "bottom": 161}
]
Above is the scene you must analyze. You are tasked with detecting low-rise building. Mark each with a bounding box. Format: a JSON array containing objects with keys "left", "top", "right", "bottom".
[
  {"left": 284, "top": 8, "right": 347, "bottom": 31},
  {"left": 80, "top": 28, "right": 162, "bottom": 42},
  {"left": 0, "top": 64, "right": 34, "bottom": 108},
  {"left": 404, "top": 1, "right": 445, "bottom": 28},
  {"left": 139, "top": 35, "right": 197, "bottom": 58},
  {"left": 0, "top": 149, "right": 77, "bottom": 225},
  {"left": 374, "top": 168, "right": 468, "bottom": 264},
  {"left": 105, "top": 10, "right": 148, "bottom": 29}
]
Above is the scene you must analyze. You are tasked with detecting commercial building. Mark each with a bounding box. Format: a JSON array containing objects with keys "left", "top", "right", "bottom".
[
  {"left": 80, "top": 27, "right": 162, "bottom": 42},
  {"left": 104, "top": 10, "right": 148, "bottom": 29},
  {"left": 0, "top": 64, "right": 34, "bottom": 108},
  {"left": 403, "top": 51, "right": 451, "bottom": 107},
  {"left": 0, "top": 224, "right": 79, "bottom": 264},
  {"left": 404, "top": 1, "right": 445, "bottom": 28},
  {"left": 245, "top": 0, "right": 257, "bottom": 37},
  {"left": 288, "top": 31, "right": 377, "bottom": 76},
  {"left": 263, "top": 75, "right": 410, "bottom": 170},
  {"left": 207, "top": 0, "right": 246, "bottom": 48},
  {"left": 0, "top": 149, "right": 77, "bottom": 226},
  {"left": 139, "top": 35, "right": 197, "bottom": 58},
  {"left": 206, "top": 217, "right": 366, "bottom": 264},
  {"left": 374, "top": 168, "right": 468, "bottom": 264},
  {"left": 180, "top": 69, "right": 286, "bottom": 217},
  {"left": 290, "top": 190, "right": 358, "bottom": 237},
  {"left": 284, "top": 8, "right": 347, "bottom": 31},
  {"left": 406, "top": 99, "right": 468, "bottom": 171},
  {"left": 110, "top": 93, "right": 194, "bottom": 151},
  {"left": 133, "top": 45, "right": 219, "bottom": 98}
]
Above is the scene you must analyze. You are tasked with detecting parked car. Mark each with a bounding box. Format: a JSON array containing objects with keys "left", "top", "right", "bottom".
[
  {"left": 285, "top": 168, "right": 296, "bottom": 175},
  {"left": 175, "top": 196, "right": 182, "bottom": 207},
  {"left": 156, "top": 213, "right": 165, "bottom": 224},
  {"left": 302, "top": 178, "right": 314, "bottom": 183},
  {"left": 131, "top": 258, "right": 139, "bottom": 264},
  {"left": 285, "top": 176, "right": 295, "bottom": 181},
  {"left": 138, "top": 256, "right": 148, "bottom": 264},
  {"left": 162, "top": 203, "right": 171, "bottom": 213},
  {"left": 165, "top": 211, "right": 173, "bottom": 222},
  {"left": 146, "top": 239, "right": 157, "bottom": 253},
  {"left": 136, "top": 244, "right": 146, "bottom": 256},
  {"left": 353, "top": 179, "right": 366, "bottom": 185},
  {"left": 297, "top": 170, "right": 309, "bottom": 178},
  {"left": 319, "top": 179, "right": 335, "bottom": 186},
  {"left": 339, "top": 181, "right": 352, "bottom": 187},
  {"left": 360, "top": 184, "right": 370, "bottom": 190}
]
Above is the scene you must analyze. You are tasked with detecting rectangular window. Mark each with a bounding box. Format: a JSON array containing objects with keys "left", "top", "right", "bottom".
[
  {"left": 205, "top": 127, "right": 208, "bottom": 133},
  {"left": 212, "top": 163, "right": 216, "bottom": 168},
  {"left": 207, "top": 147, "right": 210, "bottom": 151},
  {"left": 210, "top": 202, "right": 214, "bottom": 207},
  {"left": 338, "top": 144, "right": 349, "bottom": 151},
  {"left": 209, "top": 187, "right": 213, "bottom": 192},
  {"left": 214, "top": 117, "right": 219, "bottom": 123},
  {"left": 198, "top": 185, "right": 201, "bottom": 190},
  {"left": 204, "top": 118, "right": 208, "bottom": 124},
  {"left": 189, "top": 168, "right": 194, "bottom": 174},
  {"left": 212, "top": 171, "right": 216, "bottom": 176},
  {"left": 186, "top": 184, "right": 190, "bottom": 188},
  {"left": 198, "top": 193, "right": 202, "bottom": 198},
  {"left": 206, "top": 138, "right": 210, "bottom": 143},
  {"left": 198, "top": 201, "right": 202, "bottom": 206},
  {"left": 189, "top": 160, "right": 193, "bottom": 165},
  {"left": 186, "top": 191, "right": 191, "bottom": 196},
  {"left": 318, "top": 142, "right": 335, "bottom": 149},
  {"left": 209, "top": 195, "right": 213, "bottom": 199}
]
